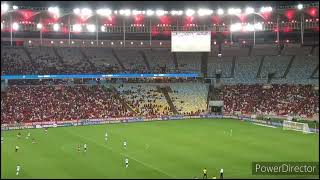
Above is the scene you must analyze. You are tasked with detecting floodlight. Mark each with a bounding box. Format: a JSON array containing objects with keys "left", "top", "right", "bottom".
[
  {"left": 217, "top": 9, "right": 224, "bottom": 15},
  {"left": 254, "top": 23, "right": 262, "bottom": 30},
  {"left": 37, "top": 23, "right": 43, "bottom": 29},
  {"left": 132, "top": 10, "right": 144, "bottom": 15},
  {"left": 12, "top": 5, "right": 18, "bottom": 10},
  {"left": 185, "top": 9, "right": 195, "bottom": 16},
  {"left": 120, "top": 9, "right": 131, "bottom": 16},
  {"left": 228, "top": 8, "right": 241, "bottom": 15},
  {"left": 260, "top": 6, "right": 272, "bottom": 13},
  {"left": 86, "top": 24, "right": 96, "bottom": 32},
  {"left": 171, "top": 10, "right": 183, "bottom": 16},
  {"left": 245, "top": 7, "right": 255, "bottom": 14},
  {"left": 73, "top": 8, "right": 80, "bottom": 15},
  {"left": 156, "top": 10, "right": 165, "bottom": 16},
  {"left": 198, "top": 9, "right": 213, "bottom": 16},
  {"left": 146, "top": 10, "right": 154, "bottom": 16},
  {"left": 243, "top": 24, "right": 254, "bottom": 31},
  {"left": 230, "top": 23, "right": 241, "bottom": 32},
  {"left": 297, "top": 4, "right": 303, "bottom": 10},
  {"left": 48, "top": 7, "right": 59, "bottom": 14},
  {"left": 97, "top": 9, "right": 112, "bottom": 16},
  {"left": 1, "top": 3, "right": 9, "bottom": 13},
  {"left": 12, "top": 22, "right": 19, "bottom": 31},
  {"left": 73, "top": 24, "right": 82, "bottom": 32},
  {"left": 101, "top": 26, "right": 105, "bottom": 32},
  {"left": 53, "top": 24, "right": 60, "bottom": 31}
]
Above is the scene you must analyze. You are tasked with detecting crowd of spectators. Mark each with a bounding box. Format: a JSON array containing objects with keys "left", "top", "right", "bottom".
[
  {"left": 1, "top": 85, "right": 133, "bottom": 124},
  {"left": 219, "top": 84, "right": 319, "bottom": 118}
]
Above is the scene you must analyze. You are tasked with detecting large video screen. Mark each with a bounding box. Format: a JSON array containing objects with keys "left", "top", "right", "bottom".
[{"left": 171, "top": 31, "right": 211, "bottom": 52}]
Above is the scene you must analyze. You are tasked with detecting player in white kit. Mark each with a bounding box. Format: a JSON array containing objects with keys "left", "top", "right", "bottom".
[
  {"left": 26, "top": 132, "right": 31, "bottom": 139},
  {"left": 84, "top": 144, "right": 87, "bottom": 152},
  {"left": 1, "top": 137, "right": 3, "bottom": 144},
  {"left": 125, "top": 158, "right": 129, "bottom": 168},
  {"left": 123, "top": 140, "right": 127, "bottom": 149},
  {"left": 16, "top": 164, "right": 20, "bottom": 175},
  {"left": 105, "top": 132, "right": 108, "bottom": 142}
]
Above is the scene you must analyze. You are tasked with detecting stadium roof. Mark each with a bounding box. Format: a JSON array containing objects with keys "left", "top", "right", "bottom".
[{"left": 6, "top": 1, "right": 318, "bottom": 10}]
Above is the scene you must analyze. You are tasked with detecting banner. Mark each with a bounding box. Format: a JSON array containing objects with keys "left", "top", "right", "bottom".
[
  {"left": 1, "top": 115, "right": 318, "bottom": 133},
  {"left": 1, "top": 73, "right": 199, "bottom": 80}
]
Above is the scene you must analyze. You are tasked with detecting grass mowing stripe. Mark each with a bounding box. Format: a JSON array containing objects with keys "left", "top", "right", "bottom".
[
  {"left": 67, "top": 129, "right": 174, "bottom": 178},
  {"left": 1, "top": 118, "right": 318, "bottom": 179}
]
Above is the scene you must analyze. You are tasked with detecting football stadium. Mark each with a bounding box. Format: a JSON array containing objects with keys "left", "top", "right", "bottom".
[{"left": 1, "top": 1, "right": 319, "bottom": 179}]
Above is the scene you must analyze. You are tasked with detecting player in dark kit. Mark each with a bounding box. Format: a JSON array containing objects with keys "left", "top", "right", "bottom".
[
  {"left": 17, "top": 132, "right": 21, "bottom": 139},
  {"left": 203, "top": 168, "right": 207, "bottom": 179}
]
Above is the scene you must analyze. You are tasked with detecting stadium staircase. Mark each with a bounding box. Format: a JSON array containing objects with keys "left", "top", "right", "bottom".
[
  {"left": 207, "top": 84, "right": 214, "bottom": 108},
  {"left": 52, "top": 47, "right": 66, "bottom": 65},
  {"left": 111, "top": 49, "right": 126, "bottom": 70},
  {"left": 79, "top": 48, "right": 97, "bottom": 70},
  {"left": 278, "top": 44, "right": 284, "bottom": 55},
  {"left": 22, "top": 47, "right": 36, "bottom": 64},
  {"left": 231, "top": 56, "right": 236, "bottom": 78},
  {"left": 138, "top": 50, "right": 151, "bottom": 70},
  {"left": 309, "top": 45, "right": 316, "bottom": 55},
  {"left": 310, "top": 65, "right": 319, "bottom": 78},
  {"left": 207, "top": 83, "right": 223, "bottom": 108},
  {"left": 282, "top": 55, "right": 295, "bottom": 78},
  {"left": 256, "top": 56, "right": 265, "bottom": 78},
  {"left": 106, "top": 86, "right": 137, "bottom": 115},
  {"left": 172, "top": 52, "right": 179, "bottom": 70},
  {"left": 248, "top": 46, "right": 253, "bottom": 56},
  {"left": 201, "top": 52, "right": 208, "bottom": 77},
  {"left": 157, "top": 86, "right": 179, "bottom": 114}
]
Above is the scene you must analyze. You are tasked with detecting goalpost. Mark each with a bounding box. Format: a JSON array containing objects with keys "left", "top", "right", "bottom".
[{"left": 282, "top": 120, "right": 312, "bottom": 134}]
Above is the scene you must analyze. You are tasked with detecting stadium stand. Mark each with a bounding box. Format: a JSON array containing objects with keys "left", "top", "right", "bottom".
[
  {"left": 169, "top": 83, "right": 208, "bottom": 115},
  {"left": 1, "top": 85, "right": 132, "bottom": 124},
  {"left": 219, "top": 84, "right": 318, "bottom": 118},
  {"left": 1, "top": 45, "right": 319, "bottom": 123}
]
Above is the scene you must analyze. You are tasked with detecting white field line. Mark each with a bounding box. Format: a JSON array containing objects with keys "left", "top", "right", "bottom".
[
  {"left": 73, "top": 132, "right": 174, "bottom": 178},
  {"left": 105, "top": 145, "right": 174, "bottom": 178},
  {"left": 252, "top": 123, "right": 277, "bottom": 128}
]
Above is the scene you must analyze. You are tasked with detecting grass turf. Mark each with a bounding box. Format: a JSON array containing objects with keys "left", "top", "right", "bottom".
[{"left": 1, "top": 118, "right": 319, "bottom": 179}]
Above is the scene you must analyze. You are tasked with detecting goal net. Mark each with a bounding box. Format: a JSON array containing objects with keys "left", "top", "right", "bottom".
[{"left": 283, "top": 120, "right": 312, "bottom": 134}]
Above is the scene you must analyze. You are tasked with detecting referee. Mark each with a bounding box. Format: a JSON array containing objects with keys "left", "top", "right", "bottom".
[
  {"left": 220, "top": 169, "right": 224, "bottom": 179},
  {"left": 203, "top": 168, "right": 207, "bottom": 179}
]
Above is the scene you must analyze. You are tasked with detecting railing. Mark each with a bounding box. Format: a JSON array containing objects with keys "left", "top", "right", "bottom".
[{"left": 1, "top": 21, "right": 319, "bottom": 33}]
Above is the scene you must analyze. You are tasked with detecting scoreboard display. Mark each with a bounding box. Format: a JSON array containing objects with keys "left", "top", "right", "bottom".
[{"left": 171, "top": 31, "right": 211, "bottom": 52}]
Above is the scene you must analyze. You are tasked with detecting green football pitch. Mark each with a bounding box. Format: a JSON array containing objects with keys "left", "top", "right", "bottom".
[{"left": 1, "top": 118, "right": 319, "bottom": 179}]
